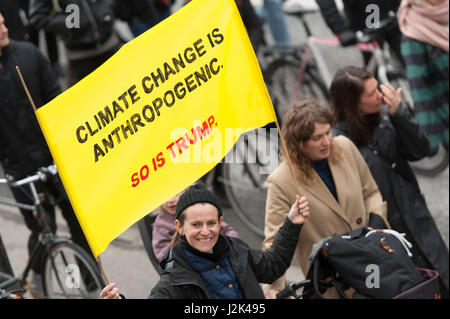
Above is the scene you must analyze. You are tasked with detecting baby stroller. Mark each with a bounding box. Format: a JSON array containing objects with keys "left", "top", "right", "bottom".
[{"left": 277, "top": 227, "right": 441, "bottom": 299}]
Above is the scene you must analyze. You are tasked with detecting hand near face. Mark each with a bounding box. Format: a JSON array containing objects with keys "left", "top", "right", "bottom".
[
  {"left": 288, "top": 195, "right": 310, "bottom": 224},
  {"left": 380, "top": 83, "right": 402, "bottom": 115}
]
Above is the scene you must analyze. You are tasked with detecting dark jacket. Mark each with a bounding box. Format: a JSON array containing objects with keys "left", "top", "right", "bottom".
[
  {"left": 0, "top": 40, "right": 60, "bottom": 178},
  {"left": 150, "top": 218, "right": 302, "bottom": 299},
  {"left": 29, "top": 0, "right": 116, "bottom": 51},
  {"left": 182, "top": 240, "right": 244, "bottom": 299},
  {"left": 113, "top": 0, "right": 157, "bottom": 23},
  {"left": 315, "top": 0, "right": 401, "bottom": 34},
  {"left": 0, "top": 0, "right": 28, "bottom": 40},
  {"left": 236, "top": 0, "right": 263, "bottom": 52},
  {"left": 334, "top": 104, "right": 449, "bottom": 298},
  {"left": 315, "top": 0, "right": 403, "bottom": 61}
]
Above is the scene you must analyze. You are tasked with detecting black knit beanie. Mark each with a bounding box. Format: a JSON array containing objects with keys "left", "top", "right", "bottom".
[{"left": 175, "top": 184, "right": 222, "bottom": 220}]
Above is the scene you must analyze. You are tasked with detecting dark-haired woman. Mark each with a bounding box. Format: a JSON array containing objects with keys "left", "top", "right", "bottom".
[
  {"left": 330, "top": 66, "right": 448, "bottom": 298},
  {"left": 101, "top": 184, "right": 310, "bottom": 299}
]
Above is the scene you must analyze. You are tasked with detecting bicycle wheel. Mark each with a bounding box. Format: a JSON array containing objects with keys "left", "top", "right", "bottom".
[
  {"left": 409, "top": 144, "right": 449, "bottom": 176},
  {"left": 42, "top": 241, "right": 105, "bottom": 299},
  {"left": 265, "top": 58, "right": 329, "bottom": 123},
  {"left": 219, "top": 129, "right": 279, "bottom": 238}
]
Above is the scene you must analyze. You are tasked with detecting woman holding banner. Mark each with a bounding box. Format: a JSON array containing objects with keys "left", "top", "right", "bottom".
[
  {"left": 101, "top": 184, "right": 309, "bottom": 299},
  {"left": 263, "top": 99, "right": 389, "bottom": 299}
]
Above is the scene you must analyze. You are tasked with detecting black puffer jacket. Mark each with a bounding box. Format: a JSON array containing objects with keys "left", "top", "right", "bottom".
[
  {"left": 0, "top": 40, "right": 59, "bottom": 178},
  {"left": 150, "top": 218, "right": 302, "bottom": 299},
  {"left": 334, "top": 105, "right": 449, "bottom": 298},
  {"left": 29, "top": 0, "right": 116, "bottom": 51}
]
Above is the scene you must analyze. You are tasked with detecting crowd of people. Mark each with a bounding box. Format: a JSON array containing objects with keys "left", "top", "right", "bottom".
[{"left": 0, "top": 0, "right": 448, "bottom": 299}]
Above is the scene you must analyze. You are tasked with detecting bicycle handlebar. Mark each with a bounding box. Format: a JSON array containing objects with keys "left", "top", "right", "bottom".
[{"left": 0, "top": 165, "right": 58, "bottom": 188}]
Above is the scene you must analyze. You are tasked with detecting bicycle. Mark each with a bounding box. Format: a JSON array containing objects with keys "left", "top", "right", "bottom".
[
  {"left": 261, "top": 5, "right": 329, "bottom": 125},
  {"left": 267, "top": 5, "right": 411, "bottom": 115},
  {"left": 0, "top": 165, "right": 105, "bottom": 298},
  {"left": 217, "top": 127, "right": 279, "bottom": 238}
]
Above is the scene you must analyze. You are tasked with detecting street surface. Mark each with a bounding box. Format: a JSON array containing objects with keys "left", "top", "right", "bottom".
[{"left": 0, "top": 0, "right": 448, "bottom": 299}]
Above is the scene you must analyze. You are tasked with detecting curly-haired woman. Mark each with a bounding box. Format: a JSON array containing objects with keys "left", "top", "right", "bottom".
[{"left": 263, "top": 99, "right": 388, "bottom": 299}]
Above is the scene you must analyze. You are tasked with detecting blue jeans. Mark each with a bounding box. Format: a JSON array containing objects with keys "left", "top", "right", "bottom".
[{"left": 258, "top": 0, "right": 292, "bottom": 47}]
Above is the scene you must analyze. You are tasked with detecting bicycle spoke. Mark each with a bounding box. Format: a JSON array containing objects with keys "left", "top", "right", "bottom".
[
  {"left": 220, "top": 129, "right": 279, "bottom": 237},
  {"left": 266, "top": 59, "right": 329, "bottom": 125},
  {"left": 47, "top": 253, "right": 69, "bottom": 298},
  {"left": 43, "top": 243, "right": 104, "bottom": 299}
]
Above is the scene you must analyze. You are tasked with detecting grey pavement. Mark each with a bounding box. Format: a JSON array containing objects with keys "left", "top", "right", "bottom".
[{"left": 1, "top": 0, "right": 448, "bottom": 299}]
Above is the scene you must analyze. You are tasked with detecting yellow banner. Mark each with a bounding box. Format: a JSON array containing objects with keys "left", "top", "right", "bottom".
[{"left": 36, "top": 0, "right": 276, "bottom": 257}]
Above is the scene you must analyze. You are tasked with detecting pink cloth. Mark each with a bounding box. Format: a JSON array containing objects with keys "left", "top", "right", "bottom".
[
  {"left": 397, "top": 0, "right": 449, "bottom": 52},
  {"left": 152, "top": 209, "right": 239, "bottom": 262}
]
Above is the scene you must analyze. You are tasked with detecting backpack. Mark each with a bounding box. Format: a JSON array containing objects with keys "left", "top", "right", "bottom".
[{"left": 305, "top": 227, "right": 426, "bottom": 299}]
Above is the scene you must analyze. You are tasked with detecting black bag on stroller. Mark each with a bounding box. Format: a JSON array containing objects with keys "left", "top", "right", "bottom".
[{"left": 305, "top": 227, "right": 440, "bottom": 299}]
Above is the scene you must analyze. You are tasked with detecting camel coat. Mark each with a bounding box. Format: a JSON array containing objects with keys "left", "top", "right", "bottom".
[{"left": 263, "top": 135, "right": 388, "bottom": 293}]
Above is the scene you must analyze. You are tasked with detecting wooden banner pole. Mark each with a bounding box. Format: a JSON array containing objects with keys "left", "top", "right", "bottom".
[{"left": 16, "top": 65, "right": 111, "bottom": 286}]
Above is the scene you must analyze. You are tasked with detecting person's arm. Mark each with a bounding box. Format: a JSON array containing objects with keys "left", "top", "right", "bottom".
[
  {"left": 28, "top": 0, "right": 88, "bottom": 36},
  {"left": 251, "top": 195, "right": 308, "bottom": 289},
  {"left": 152, "top": 216, "right": 175, "bottom": 262},
  {"left": 148, "top": 277, "right": 179, "bottom": 299},
  {"left": 315, "top": 0, "right": 356, "bottom": 46},
  {"left": 380, "top": 83, "right": 430, "bottom": 161},
  {"left": 261, "top": 177, "right": 293, "bottom": 294},
  {"left": 236, "top": 0, "right": 264, "bottom": 51},
  {"left": 389, "top": 104, "right": 431, "bottom": 160}
]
